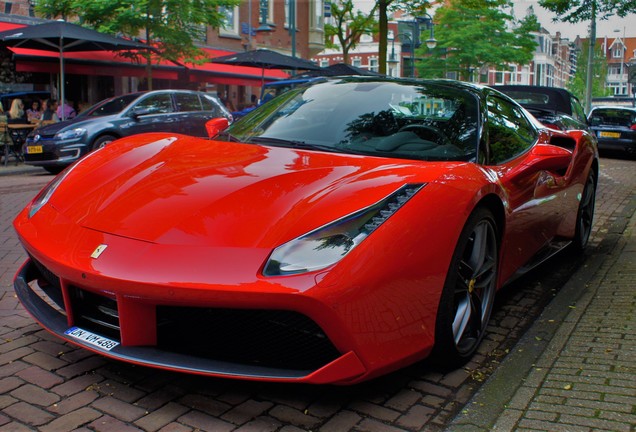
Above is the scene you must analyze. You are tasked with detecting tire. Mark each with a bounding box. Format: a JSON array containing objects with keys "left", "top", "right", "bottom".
[
  {"left": 91, "top": 134, "right": 117, "bottom": 151},
  {"left": 430, "top": 207, "right": 499, "bottom": 369},
  {"left": 572, "top": 170, "right": 596, "bottom": 253}
]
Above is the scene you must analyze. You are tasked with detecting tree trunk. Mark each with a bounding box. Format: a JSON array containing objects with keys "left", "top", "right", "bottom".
[
  {"left": 584, "top": 0, "right": 596, "bottom": 113},
  {"left": 378, "top": 0, "right": 388, "bottom": 75}
]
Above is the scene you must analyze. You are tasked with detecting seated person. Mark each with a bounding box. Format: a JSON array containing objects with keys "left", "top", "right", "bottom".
[
  {"left": 7, "top": 99, "right": 27, "bottom": 124},
  {"left": 40, "top": 99, "right": 60, "bottom": 125}
]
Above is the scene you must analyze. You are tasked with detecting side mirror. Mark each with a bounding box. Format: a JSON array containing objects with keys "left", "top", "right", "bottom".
[{"left": 205, "top": 117, "right": 229, "bottom": 138}]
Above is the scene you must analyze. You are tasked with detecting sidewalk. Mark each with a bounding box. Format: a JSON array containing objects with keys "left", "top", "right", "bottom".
[
  {"left": 448, "top": 196, "right": 636, "bottom": 431},
  {"left": 0, "top": 162, "right": 45, "bottom": 176}
]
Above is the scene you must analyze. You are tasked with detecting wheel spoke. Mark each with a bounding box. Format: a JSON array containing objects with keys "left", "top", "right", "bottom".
[
  {"left": 468, "top": 292, "right": 483, "bottom": 334},
  {"left": 468, "top": 224, "right": 488, "bottom": 277},
  {"left": 452, "top": 294, "right": 471, "bottom": 345}
]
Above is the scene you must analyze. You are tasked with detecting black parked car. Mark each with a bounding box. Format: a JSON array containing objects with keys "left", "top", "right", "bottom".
[
  {"left": 588, "top": 106, "right": 636, "bottom": 157},
  {"left": 23, "top": 89, "right": 232, "bottom": 173},
  {"left": 493, "top": 85, "right": 589, "bottom": 131}
]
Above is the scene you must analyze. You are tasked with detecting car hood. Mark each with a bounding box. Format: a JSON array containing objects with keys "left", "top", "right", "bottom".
[{"left": 50, "top": 133, "right": 461, "bottom": 248}]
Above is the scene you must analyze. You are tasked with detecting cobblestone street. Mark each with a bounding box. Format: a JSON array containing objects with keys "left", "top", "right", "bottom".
[{"left": 0, "top": 155, "right": 634, "bottom": 432}]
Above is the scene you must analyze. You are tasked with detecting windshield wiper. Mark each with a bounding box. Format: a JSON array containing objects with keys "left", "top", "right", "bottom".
[{"left": 248, "top": 136, "right": 340, "bottom": 153}]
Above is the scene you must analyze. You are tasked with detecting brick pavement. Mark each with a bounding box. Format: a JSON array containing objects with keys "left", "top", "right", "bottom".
[{"left": 0, "top": 156, "right": 634, "bottom": 431}]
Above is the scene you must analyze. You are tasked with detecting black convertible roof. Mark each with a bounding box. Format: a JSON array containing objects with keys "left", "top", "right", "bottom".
[{"left": 493, "top": 85, "right": 576, "bottom": 115}]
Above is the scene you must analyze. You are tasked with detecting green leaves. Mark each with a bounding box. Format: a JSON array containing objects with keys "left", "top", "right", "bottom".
[
  {"left": 539, "top": 0, "right": 633, "bottom": 23},
  {"left": 35, "top": 0, "right": 240, "bottom": 63},
  {"left": 566, "top": 40, "right": 611, "bottom": 100},
  {"left": 416, "top": 0, "right": 539, "bottom": 80},
  {"left": 324, "top": 0, "right": 378, "bottom": 63}
]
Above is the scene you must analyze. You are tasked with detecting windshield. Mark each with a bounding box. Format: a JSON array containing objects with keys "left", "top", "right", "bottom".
[
  {"left": 589, "top": 108, "right": 636, "bottom": 127},
  {"left": 227, "top": 79, "right": 480, "bottom": 161},
  {"left": 80, "top": 93, "right": 141, "bottom": 118}
]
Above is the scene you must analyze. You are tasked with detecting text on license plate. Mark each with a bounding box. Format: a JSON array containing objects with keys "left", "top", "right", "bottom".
[
  {"left": 26, "top": 146, "right": 43, "bottom": 154},
  {"left": 65, "top": 327, "right": 119, "bottom": 351},
  {"left": 599, "top": 131, "right": 621, "bottom": 138}
]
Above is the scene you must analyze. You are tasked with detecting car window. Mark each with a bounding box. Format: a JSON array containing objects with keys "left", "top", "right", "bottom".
[
  {"left": 174, "top": 93, "right": 202, "bottom": 112},
  {"left": 589, "top": 108, "right": 636, "bottom": 127},
  {"left": 570, "top": 98, "right": 587, "bottom": 124},
  {"left": 87, "top": 94, "right": 139, "bottom": 117},
  {"left": 134, "top": 93, "right": 174, "bottom": 114},
  {"left": 201, "top": 94, "right": 227, "bottom": 116},
  {"left": 487, "top": 95, "right": 537, "bottom": 164}
]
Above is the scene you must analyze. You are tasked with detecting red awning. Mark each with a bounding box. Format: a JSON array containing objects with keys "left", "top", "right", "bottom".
[{"left": 1, "top": 21, "right": 289, "bottom": 85}]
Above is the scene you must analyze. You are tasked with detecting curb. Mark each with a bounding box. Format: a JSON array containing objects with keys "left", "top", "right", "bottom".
[{"left": 0, "top": 164, "right": 46, "bottom": 176}]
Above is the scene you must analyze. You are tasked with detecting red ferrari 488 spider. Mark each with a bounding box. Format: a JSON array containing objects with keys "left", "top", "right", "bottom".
[{"left": 14, "top": 78, "right": 598, "bottom": 384}]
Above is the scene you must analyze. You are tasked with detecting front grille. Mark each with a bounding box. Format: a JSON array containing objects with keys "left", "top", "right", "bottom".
[
  {"left": 24, "top": 151, "right": 59, "bottom": 162},
  {"left": 29, "top": 255, "right": 65, "bottom": 311},
  {"left": 69, "top": 287, "right": 121, "bottom": 340},
  {"left": 157, "top": 307, "right": 341, "bottom": 371}
]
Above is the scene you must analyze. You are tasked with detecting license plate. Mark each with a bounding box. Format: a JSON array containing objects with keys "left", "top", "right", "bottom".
[
  {"left": 599, "top": 131, "right": 621, "bottom": 138},
  {"left": 65, "top": 327, "right": 119, "bottom": 351},
  {"left": 26, "top": 145, "right": 43, "bottom": 154}
]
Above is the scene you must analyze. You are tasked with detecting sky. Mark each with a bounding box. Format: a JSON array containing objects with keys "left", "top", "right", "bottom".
[{"left": 353, "top": 0, "right": 635, "bottom": 40}]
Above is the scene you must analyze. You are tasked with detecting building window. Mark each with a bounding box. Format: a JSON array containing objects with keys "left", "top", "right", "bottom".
[
  {"left": 352, "top": 58, "right": 361, "bottom": 67},
  {"left": 369, "top": 58, "right": 378, "bottom": 72},
  {"left": 360, "top": 33, "right": 373, "bottom": 43},
  {"left": 285, "top": 0, "right": 297, "bottom": 29},
  {"left": 310, "top": 0, "right": 324, "bottom": 30},
  {"left": 219, "top": 6, "right": 239, "bottom": 37},
  {"left": 257, "top": 0, "right": 274, "bottom": 24},
  {"left": 320, "top": 59, "right": 329, "bottom": 67},
  {"left": 612, "top": 46, "right": 623, "bottom": 58}
]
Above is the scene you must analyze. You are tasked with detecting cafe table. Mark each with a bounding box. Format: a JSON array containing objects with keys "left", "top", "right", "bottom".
[{"left": 1, "top": 123, "right": 37, "bottom": 167}]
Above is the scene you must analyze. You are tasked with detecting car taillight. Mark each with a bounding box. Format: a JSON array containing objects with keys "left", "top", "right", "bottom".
[{"left": 630, "top": 124, "right": 636, "bottom": 130}]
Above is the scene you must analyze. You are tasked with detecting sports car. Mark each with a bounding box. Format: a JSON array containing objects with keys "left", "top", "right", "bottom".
[{"left": 13, "top": 77, "right": 598, "bottom": 384}]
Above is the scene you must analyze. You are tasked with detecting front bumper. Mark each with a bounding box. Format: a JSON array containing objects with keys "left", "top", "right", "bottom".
[
  {"left": 23, "top": 138, "right": 89, "bottom": 167},
  {"left": 14, "top": 258, "right": 366, "bottom": 383}
]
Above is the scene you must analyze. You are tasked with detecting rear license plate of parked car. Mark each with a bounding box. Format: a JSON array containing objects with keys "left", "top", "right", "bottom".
[
  {"left": 65, "top": 327, "right": 119, "bottom": 351},
  {"left": 26, "top": 146, "right": 43, "bottom": 154},
  {"left": 599, "top": 131, "right": 621, "bottom": 138}
]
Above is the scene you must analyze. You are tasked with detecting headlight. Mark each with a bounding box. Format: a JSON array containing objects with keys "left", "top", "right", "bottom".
[
  {"left": 28, "top": 167, "right": 74, "bottom": 218},
  {"left": 263, "top": 183, "right": 425, "bottom": 276},
  {"left": 55, "top": 128, "right": 86, "bottom": 140}
]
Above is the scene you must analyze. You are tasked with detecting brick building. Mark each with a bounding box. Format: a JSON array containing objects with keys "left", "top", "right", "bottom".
[{"left": 0, "top": 0, "right": 324, "bottom": 110}]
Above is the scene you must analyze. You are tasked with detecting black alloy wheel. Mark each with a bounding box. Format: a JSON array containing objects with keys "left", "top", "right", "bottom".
[
  {"left": 431, "top": 207, "right": 499, "bottom": 368},
  {"left": 572, "top": 170, "right": 596, "bottom": 252}
]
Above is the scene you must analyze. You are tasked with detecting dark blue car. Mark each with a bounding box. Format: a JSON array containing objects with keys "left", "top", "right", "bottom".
[{"left": 23, "top": 89, "right": 231, "bottom": 173}]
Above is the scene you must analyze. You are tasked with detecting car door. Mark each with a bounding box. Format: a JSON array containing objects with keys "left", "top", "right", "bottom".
[
  {"left": 125, "top": 92, "right": 177, "bottom": 135},
  {"left": 485, "top": 95, "right": 574, "bottom": 282},
  {"left": 173, "top": 92, "right": 207, "bottom": 137}
]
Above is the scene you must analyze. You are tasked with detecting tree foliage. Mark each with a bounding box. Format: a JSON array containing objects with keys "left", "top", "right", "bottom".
[
  {"left": 567, "top": 41, "right": 611, "bottom": 100},
  {"left": 539, "top": 0, "right": 635, "bottom": 23},
  {"left": 35, "top": 0, "right": 239, "bottom": 62},
  {"left": 324, "top": 0, "right": 378, "bottom": 64},
  {"left": 416, "top": 0, "right": 539, "bottom": 80}
]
